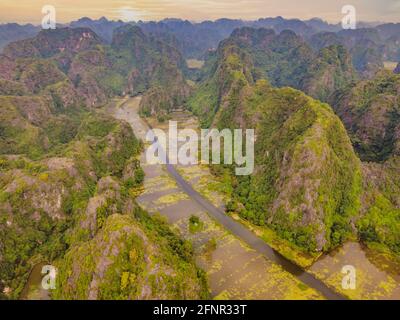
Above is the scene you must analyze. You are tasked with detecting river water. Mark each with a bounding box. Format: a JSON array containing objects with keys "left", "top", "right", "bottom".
[
  {"left": 20, "top": 263, "right": 50, "bottom": 300},
  {"left": 114, "top": 96, "right": 400, "bottom": 300}
]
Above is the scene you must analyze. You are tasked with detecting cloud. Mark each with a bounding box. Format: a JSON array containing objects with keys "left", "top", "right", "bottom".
[
  {"left": 0, "top": 0, "right": 399, "bottom": 23},
  {"left": 115, "top": 6, "right": 149, "bottom": 22}
]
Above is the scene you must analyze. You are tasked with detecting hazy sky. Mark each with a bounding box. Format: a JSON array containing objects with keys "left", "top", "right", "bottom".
[{"left": 0, "top": 0, "right": 399, "bottom": 24}]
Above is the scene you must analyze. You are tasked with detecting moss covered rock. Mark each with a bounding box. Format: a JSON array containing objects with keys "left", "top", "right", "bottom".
[{"left": 54, "top": 213, "right": 207, "bottom": 300}]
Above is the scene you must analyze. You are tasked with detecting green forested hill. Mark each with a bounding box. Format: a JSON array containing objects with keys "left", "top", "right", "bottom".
[
  {"left": 187, "top": 33, "right": 400, "bottom": 256},
  {"left": 111, "top": 25, "right": 192, "bottom": 116},
  {"left": 188, "top": 38, "right": 362, "bottom": 252},
  {"left": 309, "top": 29, "right": 385, "bottom": 78},
  {"left": 1, "top": 26, "right": 190, "bottom": 108},
  {"left": 330, "top": 71, "right": 400, "bottom": 254},
  {"left": 0, "top": 27, "right": 208, "bottom": 299},
  {"left": 187, "top": 27, "right": 357, "bottom": 117},
  {"left": 232, "top": 83, "right": 362, "bottom": 252},
  {"left": 330, "top": 71, "right": 400, "bottom": 162}
]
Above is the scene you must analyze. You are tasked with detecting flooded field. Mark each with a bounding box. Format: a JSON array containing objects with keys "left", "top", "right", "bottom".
[{"left": 309, "top": 242, "right": 400, "bottom": 300}]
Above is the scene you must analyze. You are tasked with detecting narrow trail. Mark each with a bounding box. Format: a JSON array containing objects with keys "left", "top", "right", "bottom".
[{"left": 114, "top": 96, "right": 345, "bottom": 300}]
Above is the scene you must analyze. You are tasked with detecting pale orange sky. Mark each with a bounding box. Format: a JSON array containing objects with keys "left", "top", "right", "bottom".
[{"left": 0, "top": 0, "right": 399, "bottom": 24}]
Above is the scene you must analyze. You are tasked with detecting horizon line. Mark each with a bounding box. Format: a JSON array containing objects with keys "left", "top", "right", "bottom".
[{"left": 0, "top": 15, "right": 398, "bottom": 26}]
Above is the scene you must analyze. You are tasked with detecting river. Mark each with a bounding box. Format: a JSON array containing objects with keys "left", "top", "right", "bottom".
[
  {"left": 20, "top": 263, "right": 51, "bottom": 300},
  {"left": 114, "top": 96, "right": 339, "bottom": 299}
]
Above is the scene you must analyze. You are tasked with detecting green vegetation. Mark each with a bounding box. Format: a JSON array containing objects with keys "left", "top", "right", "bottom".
[
  {"left": 189, "top": 215, "right": 204, "bottom": 233},
  {"left": 205, "top": 28, "right": 357, "bottom": 103},
  {"left": 0, "top": 25, "right": 208, "bottom": 299},
  {"left": 0, "top": 79, "right": 26, "bottom": 95},
  {"left": 358, "top": 195, "right": 400, "bottom": 254},
  {"left": 189, "top": 36, "right": 363, "bottom": 253},
  {"left": 0, "top": 26, "right": 208, "bottom": 299},
  {"left": 187, "top": 28, "right": 356, "bottom": 127},
  {"left": 302, "top": 45, "right": 358, "bottom": 101},
  {"left": 0, "top": 108, "right": 141, "bottom": 297},
  {"left": 54, "top": 212, "right": 209, "bottom": 300},
  {"left": 186, "top": 59, "right": 205, "bottom": 69},
  {"left": 229, "top": 85, "right": 362, "bottom": 252},
  {"left": 188, "top": 32, "right": 400, "bottom": 258},
  {"left": 0, "top": 106, "right": 208, "bottom": 299},
  {"left": 0, "top": 96, "right": 50, "bottom": 159},
  {"left": 356, "top": 157, "right": 400, "bottom": 254}
]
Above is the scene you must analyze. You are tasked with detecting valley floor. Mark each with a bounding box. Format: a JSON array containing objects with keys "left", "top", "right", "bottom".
[{"left": 113, "top": 96, "right": 400, "bottom": 300}]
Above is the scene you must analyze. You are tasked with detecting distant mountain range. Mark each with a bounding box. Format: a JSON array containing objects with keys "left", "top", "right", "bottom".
[{"left": 1, "top": 17, "right": 399, "bottom": 59}]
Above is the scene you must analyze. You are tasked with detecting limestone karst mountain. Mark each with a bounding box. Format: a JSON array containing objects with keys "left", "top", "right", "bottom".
[
  {"left": 0, "top": 26, "right": 207, "bottom": 299},
  {"left": 188, "top": 35, "right": 362, "bottom": 252}
]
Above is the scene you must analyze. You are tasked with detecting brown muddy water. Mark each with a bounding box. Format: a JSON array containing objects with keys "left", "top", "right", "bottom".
[
  {"left": 113, "top": 96, "right": 400, "bottom": 300},
  {"left": 20, "top": 263, "right": 51, "bottom": 300}
]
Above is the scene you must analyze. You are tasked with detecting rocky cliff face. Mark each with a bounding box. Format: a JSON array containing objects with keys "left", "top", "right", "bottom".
[
  {"left": 309, "top": 29, "right": 385, "bottom": 78},
  {"left": 111, "top": 25, "right": 188, "bottom": 90},
  {"left": 358, "top": 157, "right": 400, "bottom": 255},
  {"left": 3, "top": 28, "right": 102, "bottom": 59},
  {"left": 1, "top": 25, "right": 191, "bottom": 110},
  {"left": 110, "top": 25, "right": 192, "bottom": 116},
  {"left": 240, "top": 84, "right": 362, "bottom": 252},
  {"left": 301, "top": 45, "right": 357, "bottom": 101},
  {"left": 213, "top": 27, "right": 357, "bottom": 102},
  {"left": 0, "top": 106, "right": 208, "bottom": 299},
  {"left": 187, "top": 27, "right": 357, "bottom": 126},
  {"left": 70, "top": 17, "right": 126, "bottom": 43},
  {"left": 330, "top": 71, "right": 400, "bottom": 162}
]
